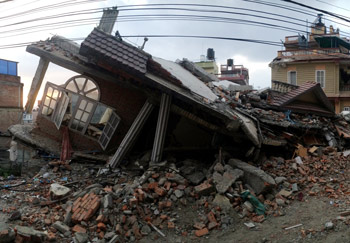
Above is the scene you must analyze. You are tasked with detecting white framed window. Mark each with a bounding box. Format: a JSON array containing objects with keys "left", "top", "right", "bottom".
[
  {"left": 98, "top": 111, "right": 120, "bottom": 150},
  {"left": 40, "top": 77, "right": 120, "bottom": 150},
  {"left": 344, "top": 107, "right": 350, "bottom": 111},
  {"left": 53, "top": 92, "right": 70, "bottom": 129},
  {"left": 65, "top": 75, "right": 100, "bottom": 101},
  {"left": 69, "top": 97, "right": 97, "bottom": 134},
  {"left": 316, "top": 70, "right": 325, "bottom": 88},
  {"left": 287, "top": 71, "right": 297, "bottom": 85},
  {"left": 41, "top": 85, "right": 61, "bottom": 117}
]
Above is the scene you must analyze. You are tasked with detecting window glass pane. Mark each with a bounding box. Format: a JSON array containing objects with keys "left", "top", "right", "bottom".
[
  {"left": 70, "top": 94, "right": 79, "bottom": 112},
  {"left": 84, "top": 80, "right": 96, "bottom": 92},
  {"left": 86, "top": 102, "right": 93, "bottom": 112},
  {"left": 75, "top": 77, "right": 86, "bottom": 90},
  {"left": 49, "top": 100, "right": 56, "bottom": 109},
  {"left": 76, "top": 110, "right": 83, "bottom": 120},
  {"left": 7, "top": 62, "right": 17, "bottom": 75},
  {"left": 289, "top": 71, "right": 296, "bottom": 85},
  {"left": 77, "top": 123, "right": 84, "bottom": 132},
  {"left": 48, "top": 108, "right": 53, "bottom": 116},
  {"left": 79, "top": 99, "right": 87, "bottom": 109},
  {"left": 0, "top": 60, "right": 6, "bottom": 74},
  {"left": 52, "top": 90, "right": 60, "bottom": 100},
  {"left": 81, "top": 112, "right": 89, "bottom": 122},
  {"left": 42, "top": 106, "right": 48, "bottom": 115},
  {"left": 86, "top": 90, "right": 99, "bottom": 100},
  {"left": 66, "top": 81, "right": 78, "bottom": 92},
  {"left": 44, "top": 97, "right": 51, "bottom": 106},
  {"left": 47, "top": 87, "right": 53, "bottom": 97},
  {"left": 91, "top": 104, "right": 107, "bottom": 124}
]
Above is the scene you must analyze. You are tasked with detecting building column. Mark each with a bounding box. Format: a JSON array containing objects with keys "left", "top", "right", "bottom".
[
  {"left": 25, "top": 57, "right": 49, "bottom": 113},
  {"left": 151, "top": 93, "right": 172, "bottom": 163},
  {"left": 109, "top": 99, "right": 154, "bottom": 168}
]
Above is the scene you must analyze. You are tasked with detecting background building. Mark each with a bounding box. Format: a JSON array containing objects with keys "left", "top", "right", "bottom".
[
  {"left": 270, "top": 14, "right": 350, "bottom": 113},
  {"left": 0, "top": 59, "right": 23, "bottom": 133},
  {"left": 194, "top": 48, "right": 219, "bottom": 75},
  {"left": 0, "top": 58, "right": 23, "bottom": 133}
]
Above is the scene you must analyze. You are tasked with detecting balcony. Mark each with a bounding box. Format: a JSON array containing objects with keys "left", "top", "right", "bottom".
[
  {"left": 340, "top": 84, "right": 350, "bottom": 92},
  {"left": 278, "top": 48, "right": 340, "bottom": 58}
]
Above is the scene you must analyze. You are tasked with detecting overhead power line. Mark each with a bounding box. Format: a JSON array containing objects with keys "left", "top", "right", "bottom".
[
  {"left": 0, "top": 34, "right": 282, "bottom": 49},
  {"left": 281, "top": 0, "right": 350, "bottom": 23},
  {"left": 243, "top": 0, "right": 350, "bottom": 33},
  {"left": 315, "top": 0, "right": 350, "bottom": 13}
]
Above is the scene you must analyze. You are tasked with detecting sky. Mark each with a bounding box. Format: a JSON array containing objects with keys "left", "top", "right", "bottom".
[{"left": 0, "top": 0, "right": 350, "bottom": 107}]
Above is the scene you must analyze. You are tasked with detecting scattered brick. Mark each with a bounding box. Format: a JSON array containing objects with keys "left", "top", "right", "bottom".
[
  {"left": 97, "top": 222, "right": 107, "bottom": 231},
  {"left": 71, "top": 193, "right": 101, "bottom": 223},
  {"left": 195, "top": 228, "right": 209, "bottom": 237},
  {"left": 72, "top": 225, "right": 87, "bottom": 233},
  {"left": 207, "top": 211, "right": 217, "bottom": 223},
  {"left": 154, "top": 187, "right": 167, "bottom": 197},
  {"left": 168, "top": 221, "right": 175, "bottom": 229},
  {"left": 194, "top": 181, "right": 215, "bottom": 196}
]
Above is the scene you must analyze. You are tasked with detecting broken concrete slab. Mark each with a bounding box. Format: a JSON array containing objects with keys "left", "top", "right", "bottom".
[
  {"left": 213, "top": 169, "right": 243, "bottom": 194},
  {"left": 228, "top": 158, "right": 276, "bottom": 194},
  {"left": 75, "top": 232, "right": 89, "bottom": 243},
  {"left": 52, "top": 221, "right": 70, "bottom": 234},
  {"left": 0, "top": 223, "right": 15, "bottom": 243},
  {"left": 275, "top": 176, "right": 287, "bottom": 185},
  {"left": 186, "top": 171, "right": 206, "bottom": 185},
  {"left": 212, "top": 194, "right": 232, "bottom": 211},
  {"left": 50, "top": 183, "right": 71, "bottom": 199},
  {"left": 15, "top": 225, "right": 48, "bottom": 242}
]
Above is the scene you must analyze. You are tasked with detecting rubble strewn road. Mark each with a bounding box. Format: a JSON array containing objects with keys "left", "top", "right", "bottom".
[{"left": 1, "top": 148, "right": 350, "bottom": 242}]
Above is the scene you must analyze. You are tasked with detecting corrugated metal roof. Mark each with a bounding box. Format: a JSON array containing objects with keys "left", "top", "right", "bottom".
[
  {"left": 152, "top": 57, "right": 218, "bottom": 101},
  {"left": 80, "top": 28, "right": 150, "bottom": 74}
]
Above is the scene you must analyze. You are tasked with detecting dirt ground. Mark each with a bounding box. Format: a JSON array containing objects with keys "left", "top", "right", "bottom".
[
  {"left": 1, "top": 157, "right": 350, "bottom": 243},
  {"left": 136, "top": 195, "right": 350, "bottom": 243},
  {"left": 1, "top": 190, "right": 347, "bottom": 243}
]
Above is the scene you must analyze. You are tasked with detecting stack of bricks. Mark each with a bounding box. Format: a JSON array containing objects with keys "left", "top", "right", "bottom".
[{"left": 72, "top": 193, "right": 101, "bottom": 223}]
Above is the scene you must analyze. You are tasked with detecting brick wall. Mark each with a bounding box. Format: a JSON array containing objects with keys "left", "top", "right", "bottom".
[
  {"left": 34, "top": 116, "right": 100, "bottom": 151},
  {"left": 0, "top": 108, "right": 22, "bottom": 132},
  {"left": 0, "top": 74, "right": 23, "bottom": 108},
  {"left": 92, "top": 76, "right": 147, "bottom": 150}
]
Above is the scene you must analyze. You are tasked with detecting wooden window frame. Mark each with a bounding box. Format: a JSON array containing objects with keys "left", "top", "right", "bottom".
[
  {"left": 287, "top": 70, "right": 297, "bottom": 85},
  {"left": 40, "top": 84, "right": 61, "bottom": 118},
  {"left": 315, "top": 70, "right": 325, "bottom": 88},
  {"left": 53, "top": 92, "right": 70, "bottom": 130},
  {"left": 69, "top": 97, "right": 97, "bottom": 135},
  {"left": 98, "top": 111, "right": 121, "bottom": 150}
]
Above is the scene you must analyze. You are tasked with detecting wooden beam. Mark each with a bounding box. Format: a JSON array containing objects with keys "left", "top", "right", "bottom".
[
  {"left": 25, "top": 57, "right": 49, "bottom": 113},
  {"left": 109, "top": 100, "right": 154, "bottom": 168},
  {"left": 151, "top": 93, "right": 172, "bottom": 163}
]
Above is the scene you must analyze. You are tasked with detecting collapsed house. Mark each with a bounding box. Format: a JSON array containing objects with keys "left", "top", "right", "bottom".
[
  {"left": 9, "top": 9, "right": 350, "bottom": 171},
  {"left": 10, "top": 11, "right": 261, "bottom": 167}
]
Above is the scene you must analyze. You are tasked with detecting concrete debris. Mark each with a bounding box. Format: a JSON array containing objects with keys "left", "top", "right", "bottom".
[
  {"left": 0, "top": 223, "right": 15, "bottom": 243},
  {"left": 228, "top": 159, "right": 276, "bottom": 194},
  {"left": 50, "top": 183, "right": 71, "bottom": 199},
  {"left": 52, "top": 221, "right": 70, "bottom": 234},
  {"left": 74, "top": 232, "right": 89, "bottom": 243},
  {"left": 325, "top": 221, "right": 334, "bottom": 230},
  {"left": 213, "top": 168, "right": 243, "bottom": 194},
  {"left": 15, "top": 225, "right": 48, "bottom": 242}
]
